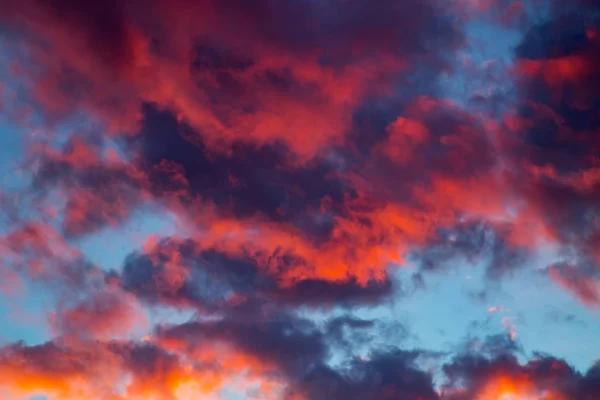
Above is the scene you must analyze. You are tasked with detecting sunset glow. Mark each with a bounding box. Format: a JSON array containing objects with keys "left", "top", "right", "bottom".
[{"left": 0, "top": 0, "right": 599, "bottom": 399}]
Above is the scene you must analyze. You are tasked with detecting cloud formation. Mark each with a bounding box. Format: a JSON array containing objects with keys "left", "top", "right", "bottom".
[{"left": 0, "top": 0, "right": 599, "bottom": 398}]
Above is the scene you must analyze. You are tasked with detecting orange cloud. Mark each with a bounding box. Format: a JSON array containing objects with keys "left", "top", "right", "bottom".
[{"left": 476, "top": 375, "right": 566, "bottom": 400}]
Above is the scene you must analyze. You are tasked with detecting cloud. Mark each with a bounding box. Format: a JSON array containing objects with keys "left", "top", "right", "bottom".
[
  {"left": 49, "top": 285, "right": 147, "bottom": 340},
  {"left": 0, "top": 0, "right": 462, "bottom": 153},
  {"left": 441, "top": 352, "right": 600, "bottom": 400},
  {"left": 0, "top": 0, "right": 599, "bottom": 398},
  {"left": 0, "top": 339, "right": 236, "bottom": 399},
  {"left": 118, "top": 236, "right": 393, "bottom": 309},
  {"left": 549, "top": 263, "right": 600, "bottom": 308}
]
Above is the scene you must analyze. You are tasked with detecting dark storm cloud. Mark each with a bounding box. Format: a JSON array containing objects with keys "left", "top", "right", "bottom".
[
  {"left": 132, "top": 104, "right": 350, "bottom": 239},
  {"left": 200, "top": 0, "right": 462, "bottom": 62},
  {"left": 516, "top": 14, "right": 592, "bottom": 60},
  {"left": 411, "top": 220, "right": 529, "bottom": 278},
  {"left": 290, "top": 350, "right": 440, "bottom": 400},
  {"left": 156, "top": 310, "right": 440, "bottom": 400},
  {"left": 510, "top": 6, "right": 600, "bottom": 171}
]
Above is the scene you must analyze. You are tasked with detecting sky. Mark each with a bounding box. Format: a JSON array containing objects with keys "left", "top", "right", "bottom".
[{"left": 0, "top": 0, "right": 599, "bottom": 399}]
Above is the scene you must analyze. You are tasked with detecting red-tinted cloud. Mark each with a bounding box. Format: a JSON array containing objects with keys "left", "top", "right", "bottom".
[
  {"left": 1, "top": 0, "right": 600, "bottom": 398},
  {"left": 549, "top": 263, "right": 600, "bottom": 308},
  {"left": 49, "top": 285, "right": 147, "bottom": 340}
]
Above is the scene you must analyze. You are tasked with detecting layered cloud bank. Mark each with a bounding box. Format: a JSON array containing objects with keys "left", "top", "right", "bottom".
[{"left": 0, "top": 0, "right": 599, "bottom": 399}]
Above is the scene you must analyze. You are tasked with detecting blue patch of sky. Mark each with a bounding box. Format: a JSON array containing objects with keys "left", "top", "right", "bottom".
[
  {"left": 0, "top": 279, "right": 52, "bottom": 346},
  {"left": 388, "top": 255, "right": 600, "bottom": 374},
  {"left": 0, "top": 122, "right": 53, "bottom": 346},
  {"left": 0, "top": 122, "right": 29, "bottom": 191},
  {"left": 300, "top": 248, "right": 600, "bottom": 384},
  {"left": 439, "top": 10, "right": 522, "bottom": 112},
  {"left": 75, "top": 206, "right": 179, "bottom": 273}
]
